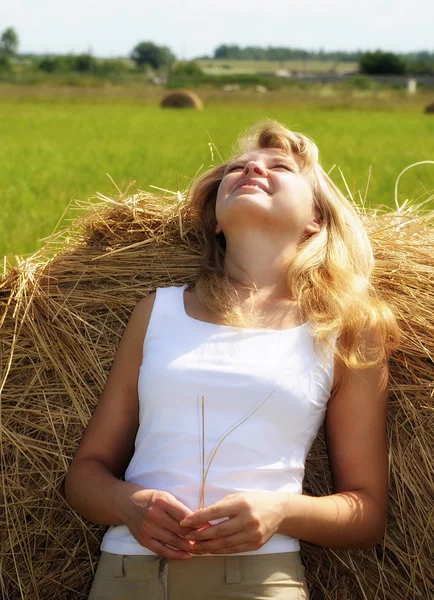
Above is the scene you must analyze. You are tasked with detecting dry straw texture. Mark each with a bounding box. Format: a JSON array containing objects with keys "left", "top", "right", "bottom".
[
  {"left": 160, "top": 89, "right": 204, "bottom": 109},
  {"left": 1, "top": 190, "right": 433, "bottom": 599}
]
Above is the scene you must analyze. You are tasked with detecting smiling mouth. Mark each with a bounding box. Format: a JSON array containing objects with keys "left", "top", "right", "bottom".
[{"left": 236, "top": 184, "right": 269, "bottom": 193}]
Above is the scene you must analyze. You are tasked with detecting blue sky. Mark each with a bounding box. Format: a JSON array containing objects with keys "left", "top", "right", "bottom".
[{"left": 2, "top": 0, "right": 433, "bottom": 59}]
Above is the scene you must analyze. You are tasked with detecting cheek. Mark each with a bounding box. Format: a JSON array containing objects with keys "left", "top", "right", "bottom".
[
  {"left": 278, "top": 179, "right": 312, "bottom": 208},
  {"left": 294, "top": 177, "right": 313, "bottom": 200},
  {"left": 298, "top": 174, "right": 316, "bottom": 203},
  {"left": 293, "top": 181, "right": 315, "bottom": 214},
  {"left": 215, "top": 186, "right": 223, "bottom": 214},
  {"left": 215, "top": 180, "right": 231, "bottom": 218}
]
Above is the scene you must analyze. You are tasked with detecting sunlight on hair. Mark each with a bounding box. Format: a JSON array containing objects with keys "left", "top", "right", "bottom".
[{"left": 190, "top": 119, "right": 401, "bottom": 368}]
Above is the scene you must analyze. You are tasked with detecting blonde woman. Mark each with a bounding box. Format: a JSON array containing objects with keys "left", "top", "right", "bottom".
[{"left": 65, "top": 120, "right": 399, "bottom": 599}]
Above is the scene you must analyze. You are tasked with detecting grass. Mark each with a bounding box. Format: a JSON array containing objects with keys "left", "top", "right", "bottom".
[{"left": 1, "top": 90, "right": 433, "bottom": 260}]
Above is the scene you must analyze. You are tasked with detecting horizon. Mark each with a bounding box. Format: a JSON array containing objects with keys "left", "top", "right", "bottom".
[
  {"left": 2, "top": 0, "right": 432, "bottom": 60},
  {"left": 13, "top": 45, "right": 434, "bottom": 60}
]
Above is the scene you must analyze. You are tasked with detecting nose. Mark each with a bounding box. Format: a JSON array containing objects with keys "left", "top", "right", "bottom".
[{"left": 242, "top": 161, "right": 266, "bottom": 176}]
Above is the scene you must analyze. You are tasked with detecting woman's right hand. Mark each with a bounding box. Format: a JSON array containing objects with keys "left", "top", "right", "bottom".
[{"left": 120, "top": 487, "right": 195, "bottom": 559}]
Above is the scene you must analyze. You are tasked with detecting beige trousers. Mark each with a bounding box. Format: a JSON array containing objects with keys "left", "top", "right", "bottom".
[{"left": 88, "top": 550, "right": 310, "bottom": 600}]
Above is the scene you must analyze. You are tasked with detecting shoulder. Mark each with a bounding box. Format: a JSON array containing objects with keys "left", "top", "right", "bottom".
[
  {"left": 134, "top": 290, "right": 157, "bottom": 318},
  {"left": 330, "top": 323, "right": 390, "bottom": 394},
  {"left": 121, "top": 292, "right": 158, "bottom": 346},
  {"left": 130, "top": 285, "right": 182, "bottom": 333},
  {"left": 331, "top": 358, "right": 388, "bottom": 398}
]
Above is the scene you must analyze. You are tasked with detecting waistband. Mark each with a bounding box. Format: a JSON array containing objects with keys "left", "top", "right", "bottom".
[{"left": 96, "top": 549, "right": 305, "bottom": 583}]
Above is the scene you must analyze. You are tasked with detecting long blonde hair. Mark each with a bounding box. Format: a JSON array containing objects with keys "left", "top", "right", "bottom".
[{"left": 189, "top": 119, "right": 400, "bottom": 368}]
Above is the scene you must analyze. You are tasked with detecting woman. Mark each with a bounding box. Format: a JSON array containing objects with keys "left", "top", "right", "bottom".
[{"left": 65, "top": 120, "right": 399, "bottom": 599}]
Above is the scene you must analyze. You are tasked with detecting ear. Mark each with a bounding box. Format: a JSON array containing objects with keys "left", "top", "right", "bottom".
[
  {"left": 305, "top": 206, "right": 322, "bottom": 235},
  {"left": 305, "top": 217, "right": 321, "bottom": 235},
  {"left": 215, "top": 223, "right": 222, "bottom": 234}
]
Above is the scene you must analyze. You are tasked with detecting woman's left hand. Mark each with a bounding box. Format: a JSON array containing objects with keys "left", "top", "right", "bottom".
[{"left": 179, "top": 492, "right": 289, "bottom": 554}]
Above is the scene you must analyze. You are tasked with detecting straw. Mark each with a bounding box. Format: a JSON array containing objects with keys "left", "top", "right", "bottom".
[{"left": 1, "top": 190, "right": 433, "bottom": 599}]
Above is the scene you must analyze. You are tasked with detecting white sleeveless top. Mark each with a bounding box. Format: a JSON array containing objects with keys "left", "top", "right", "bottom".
[{"left": 101, "top": 284, "right": 334, "bottom": 556}]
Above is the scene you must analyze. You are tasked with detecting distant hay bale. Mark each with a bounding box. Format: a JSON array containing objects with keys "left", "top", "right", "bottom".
[
  {"left": 425, "top": 101, "right": 434, "bottom": 113},
  {"left": 1, "top": 191, "right": 434, "bottom": 599},
  {"left": 160, "top": 89, "right": 203, "bottom": 109}
]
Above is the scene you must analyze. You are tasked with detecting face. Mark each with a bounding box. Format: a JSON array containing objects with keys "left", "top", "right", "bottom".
[{"left": 215, "top": 148, "right": 321, "bottom": 241}]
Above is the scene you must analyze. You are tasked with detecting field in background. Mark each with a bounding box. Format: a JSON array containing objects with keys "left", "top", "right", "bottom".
[
  {"left": 197, "top": 59, "right": 359, "bottom": 75},
  {"left": 1, "top": 83, "right": 430, "bottom": 110},
  {"left": 1, "top": 88, "right": 433, "bottom": 260}
]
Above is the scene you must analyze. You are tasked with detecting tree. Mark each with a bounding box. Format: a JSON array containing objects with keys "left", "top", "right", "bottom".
[
  {"left": 408, "top": 59, "right": 434, "bottom": 75},
  {"left": 38, "top": 56, "right": 59, "bottom": 73},
  {"left": 37, "top": 55, "right": 76, "bottom": 73},
  {"left": 214, "top": 45, "right": 242, "bottom": 59},
  {"left": 74, "top": 53, "right": 97, "bottom": 73},
  {"left": 0, "top": 27, "right": 19, "bottom": 57},
  {"left": 0, "top": 54, "right": 11, "bottom": 71},
  {"left": 171, "top": 61, "right": 203, "bottom": 77},
  {"left": 360, "top": 50, "right": 406, "bottom": 75},
  {"left": 130, "top": 42, "right": 175, "bottom": 69},
  {"left": 96, "top": 59, "right": 130, "bottom": 76}
]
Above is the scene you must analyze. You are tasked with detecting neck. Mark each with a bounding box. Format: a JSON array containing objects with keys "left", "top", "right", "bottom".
[{"left": 222, "top": 231, "right": 298, "bottom": 303}]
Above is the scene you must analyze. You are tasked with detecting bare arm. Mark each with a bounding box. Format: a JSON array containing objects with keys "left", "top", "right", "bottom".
[
  {"left": 64, "top": 295, "right": 152, "bottom": 524},
  {"left": 65, "top": 460, "right": 143, "bottom": 526},
  {"left": 277, "top": 359, "right": 389, "bottom": 549},
  {"left": 64, "top": 292, "right": 195, "bottom": 559}
]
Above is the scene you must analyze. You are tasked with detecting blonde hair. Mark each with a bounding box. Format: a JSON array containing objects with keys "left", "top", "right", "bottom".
[{"left": 189, "top": 119, "right": 400, "bottom": 368}]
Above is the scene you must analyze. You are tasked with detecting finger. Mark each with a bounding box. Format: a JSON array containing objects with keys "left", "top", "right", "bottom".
[
  {"left": 155, "top": 529, "right": 196, "bottom": 553},
  {"left": 159, "top": 496, "right": 195, "bottom": 523},
  {"left": 180, "top": 500, "right": 233, "bottom": 528},
  {"left": 147, "top": 539, "right": 192, "bottom": 560},
  {"left": 158, "top": 512, "right": 195, "bottom": 538},
  {"left": 190, "top": 531, "right": 251, "bottom": 553},
  {"left": 186, "top": 518, "right": 243, "bottom": 541},
  {"left": 211, "top": 543, "right": 257, "bottom": 554}
]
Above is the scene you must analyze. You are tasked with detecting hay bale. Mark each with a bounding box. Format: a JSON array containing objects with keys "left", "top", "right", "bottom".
[
  {"left": 1, "top": 192, "right": 434, "bottom": 599},
  {"left": 425, "top": 102, "right": 434, "bottom": 114},
  {"left": 160, "top": 89, "right": 203, "bottom": 109}
]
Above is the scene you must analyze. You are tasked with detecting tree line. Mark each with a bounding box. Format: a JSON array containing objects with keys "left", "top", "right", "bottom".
[
  {"left": 212, "top": 45, "right": 362, "bottom": 62},
  {"left": 212, "top": 45, "right": 434, "bottom": 75},
  {"left": 1, "top": 27, "right": 433, "bottom": 76}
]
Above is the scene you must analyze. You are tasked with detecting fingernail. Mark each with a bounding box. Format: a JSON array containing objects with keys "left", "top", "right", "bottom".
[
  {"left": 180, "top": 519, "right": 190, "bottom": 527},
  {"left": 186, "top": 533, "right": 194, "bottom": 540},
  {"left": 181, "top": 554, "right": 192, "bottom": 560}
]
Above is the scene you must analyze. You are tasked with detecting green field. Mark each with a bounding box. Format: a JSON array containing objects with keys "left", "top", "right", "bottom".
[{"left": 1, "top": 90, "right": 433, "bottom": 261}]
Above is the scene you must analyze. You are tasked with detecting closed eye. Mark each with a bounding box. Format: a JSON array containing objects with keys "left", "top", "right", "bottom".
[
  {"left": 226, "top": 164, "right": 244, "bottom": 172},
  {"left": 272, "top": 164, "right": 293, "bottom": 171},
  {"left": 226, "top": 163, "right": 293, "bottom": 173}
]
